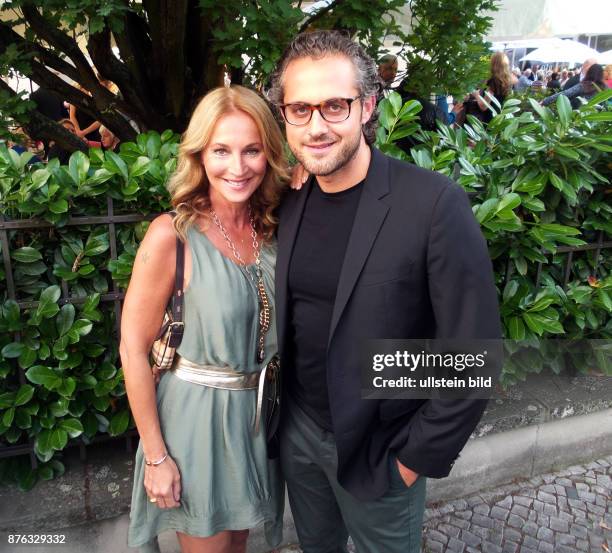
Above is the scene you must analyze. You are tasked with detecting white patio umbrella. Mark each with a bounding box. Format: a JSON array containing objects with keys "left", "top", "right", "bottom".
[
  {"left": 520, "top": 39, "right": 600, "bottom": 65},
  {"left": 598, "top": 49, "right": 612, "bottom": 64}
]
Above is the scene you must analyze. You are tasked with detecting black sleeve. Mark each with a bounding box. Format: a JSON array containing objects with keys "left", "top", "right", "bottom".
[{"left": 396, "top": 183, "right": 502, "bottom": 478}]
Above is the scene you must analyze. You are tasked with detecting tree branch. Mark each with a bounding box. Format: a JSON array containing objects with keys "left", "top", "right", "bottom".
[
  {"left": 0, "top": 79, "right": 88, "bottom": 153},
  {"left": 299, "top": 0, "right": 346, "bottom": 33},
  {"left": 157, "top": 0, "right": 189, "bottom": 120},
  {"left": 112, "top": 2, "right": 157, "bottom": 109},
  {"left": 0, "top": 21, "right": 81, "bottom": 84},
  {"left": 1, "top": 14, "right": 137, "bottom": 141},
  {"left": 20, "top": 6, "right": 103, "bottom": 96},
  {"left": 87, "top": 25, "right": 167, "bottom": 131}
]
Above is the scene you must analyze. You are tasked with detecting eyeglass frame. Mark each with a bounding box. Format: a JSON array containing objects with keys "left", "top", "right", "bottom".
[{"left": 279, "top": 96, "right": 362, "bottom": 126}]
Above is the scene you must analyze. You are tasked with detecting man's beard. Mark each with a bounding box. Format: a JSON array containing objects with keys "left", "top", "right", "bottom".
[{"left": 293, "top": 129, "right": 361, "bottom": 177}]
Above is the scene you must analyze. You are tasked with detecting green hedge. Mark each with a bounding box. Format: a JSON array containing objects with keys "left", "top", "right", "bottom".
[
  {"left": 0, "top": 130, "right": 178, "bottom": 489},
  {"left": 377, "top": 90, "right": 612, "bottom": 383},
  {"left": 1, "top": 91, "right": 611, "bottom": 489}
]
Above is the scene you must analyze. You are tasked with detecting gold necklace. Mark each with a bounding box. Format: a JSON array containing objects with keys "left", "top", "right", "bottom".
[{"left": 209, "top": 205, "right": 270, "bottom": 364}]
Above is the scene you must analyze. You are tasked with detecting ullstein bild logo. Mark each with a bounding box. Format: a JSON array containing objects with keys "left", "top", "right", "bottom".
[{"left": 361, "top": 339, "right": 504, "bottom": 400}]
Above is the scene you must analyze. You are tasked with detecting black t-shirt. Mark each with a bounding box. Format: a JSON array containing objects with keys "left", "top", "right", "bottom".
[{"left": 286, "top": 179, "right": 363, "bottom": 431}]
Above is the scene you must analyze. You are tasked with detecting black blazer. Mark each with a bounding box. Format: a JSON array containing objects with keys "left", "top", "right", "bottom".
[{"left": 271, "top": 147, "right": 501, "bottom": 501}]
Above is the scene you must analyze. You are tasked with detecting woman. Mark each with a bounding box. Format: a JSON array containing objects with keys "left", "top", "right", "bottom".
[
  {"left": 121, "top": 85, "right": 288, "bottom": 553},
  {"left": 604, "top": 65, "right": 612, "bottom": 88},
  {"left": 455, "top": 51, "right": 515, "bottom": 125},
  {"left": 542, "top": 64, "right": 608, "bottom": 108},
  {"left": 69, "top": 87, "right": 101, "bottom": 142}
]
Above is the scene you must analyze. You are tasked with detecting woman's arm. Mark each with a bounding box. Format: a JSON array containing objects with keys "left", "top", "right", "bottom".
[
  {"left": 120, "top": 213, "right": 181, "bottom": 508},
  {"left": 542, "top": 83, "right": 582, "bottom": 106},
  {"left": 78, "top": 120, "right": 101, "bottom": 138},
  {"left": 68, "top": 104, "right": 82, "bottom": 134}
]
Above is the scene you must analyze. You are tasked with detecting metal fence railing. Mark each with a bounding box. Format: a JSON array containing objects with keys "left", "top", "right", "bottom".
[{"left": 0, "top": 197, "right": 155, "bottom": 468}]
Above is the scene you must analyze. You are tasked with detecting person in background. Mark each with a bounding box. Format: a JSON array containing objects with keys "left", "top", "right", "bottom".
[
  {"left": 463, "top": 51, "right": 515, "bottom": 124},
  {"left": 378, "top": 54, "right": 398, "bottom": 90},
  {"left": 435, "top": 94, "right": 455, "bottom": 125},
  {"left": 515, "top": 68, "right": 534, "bottom": 91},
  {"left": 395, "top": 73, "right": 447, "bottom": 149},
  {"left": 543, "top": 64, "right": 608, "bottom": 108},
  {"left": 68, "top": 79, "right": 117, "bottom": 142},
  {"left": 47, "top": 118, "right": 79, "bottom": 164},
  {"left": 531, "top": 70, "right": 547, "bottom": 91},
  {"left": 69, "top": 86, "right": 101, "bottom": 142},
  {"left": 511, "top": 68, "right": 521, "bottom": 89},
  {"left": 604, "top": 65, "right": 612, "bottom": 88},
  {"left": 8, "top": 127, "right": 43, "bottom": 164},
  {"left": 559, "top": 69, "right": 570, "bottom": 88},
  {"left": 548, "top": 72, "right": 561, "bottom": 90},
  {"left": 99, "top": 125, "right": 121, "bottom": 152},
  {"left": 563, "top": 58, "right": 597, "bottom": 90}
]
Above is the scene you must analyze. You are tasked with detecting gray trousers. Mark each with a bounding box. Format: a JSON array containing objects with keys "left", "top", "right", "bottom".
[{"left": 279, "top": 402, "right": 426, "bottom": 553}]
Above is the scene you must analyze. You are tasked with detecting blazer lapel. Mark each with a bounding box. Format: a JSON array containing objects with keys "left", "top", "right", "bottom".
[
  {"left": 328, "top": 148, "right": 390, "bottom": 347},
  {"left": 276, "top": 178, "right": 312, "bottom": 358}
]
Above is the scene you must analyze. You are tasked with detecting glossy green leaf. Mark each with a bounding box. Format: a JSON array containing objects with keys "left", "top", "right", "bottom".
[
  {"left": 59, "top": 418, "right": 84, "bottom": 438},
  {"left": 25, "top": 366, "right": 62, "bottom": 390},
  {"left": 12, "top": 247, "right": 42, "bottom": 263},
  {"left": 1, "top": 342, "right": 24, "bottom": 358},
  {"left": 13, "top": 384, "right": 34, "bottom": 406},
  {"left": 56, "top": 304, "right": 75, "bottom": 336},
  {"left": 109, "top": 410, "right": 130, "bottom": 436},
  {"left": 49, "top": 427, "right": 68, "bottom": 450},
  {"left": 508, "top": 316, "right": 525, "bottom": 340}
]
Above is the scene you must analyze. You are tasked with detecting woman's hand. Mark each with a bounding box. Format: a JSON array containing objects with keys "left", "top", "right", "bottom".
[
  {"left": 144, "top": 454, "right": 182, "bottom": 509},
  {"left": 290, "top": 163, "right": 309, "bottom": 190}
]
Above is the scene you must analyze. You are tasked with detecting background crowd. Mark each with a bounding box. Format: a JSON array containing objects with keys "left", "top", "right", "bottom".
[{"left": 376, "top": 51, "right": 611, "bottom": 136}]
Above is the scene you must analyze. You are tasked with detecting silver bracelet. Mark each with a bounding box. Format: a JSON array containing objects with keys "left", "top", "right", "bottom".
[{"left": 145, "top": 452, "right": 168, "bottom": 466}]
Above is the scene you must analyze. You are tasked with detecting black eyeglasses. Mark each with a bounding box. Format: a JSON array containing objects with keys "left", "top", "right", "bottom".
[{"left": 280, "top": 97, "right": 361, "bottom": 126}]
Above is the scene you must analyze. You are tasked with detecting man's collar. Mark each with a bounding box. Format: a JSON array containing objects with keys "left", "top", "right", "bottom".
[{"left": 362, "top": 146, "right": 390, "bottom": 200}]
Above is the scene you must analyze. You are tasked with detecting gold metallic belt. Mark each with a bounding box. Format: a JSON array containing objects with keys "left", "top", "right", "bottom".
[{"left": 171, "top": 355, "right": 279, "bottom": 434}]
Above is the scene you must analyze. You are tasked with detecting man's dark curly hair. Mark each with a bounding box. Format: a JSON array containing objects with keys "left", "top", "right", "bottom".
[{"left": 268, "top": 30, "right": 382, "bottom": 145}]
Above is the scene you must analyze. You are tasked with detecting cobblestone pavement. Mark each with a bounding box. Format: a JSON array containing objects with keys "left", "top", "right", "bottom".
[{"left": 278, "top": 455, "right": 612, "bottom": 553}]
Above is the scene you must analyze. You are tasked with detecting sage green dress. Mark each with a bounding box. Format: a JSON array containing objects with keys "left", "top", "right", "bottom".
[{"left": 128, "top": 226, "right": 283, "bottom": 551}]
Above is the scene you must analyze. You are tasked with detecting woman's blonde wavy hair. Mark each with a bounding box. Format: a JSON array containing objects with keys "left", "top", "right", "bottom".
[{"left": 168, "top": 85, "right": 289, "bottom": 242}]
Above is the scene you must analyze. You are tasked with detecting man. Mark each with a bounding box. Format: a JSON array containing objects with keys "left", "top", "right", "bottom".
[
  {"left": 268, "top": 30, "right": 501, "bottom": 553},
  {"left": 563, "top": 58, "right": 597, "bottom": 90},
  {"left": 377, "top": 54, "right": 398, "bottom": 89},
  {"left": 515, "top": 68, "right": 534, "bottom": 91},
  {"left": 559, "top": 69, "right": 570, "bottom": 88}
]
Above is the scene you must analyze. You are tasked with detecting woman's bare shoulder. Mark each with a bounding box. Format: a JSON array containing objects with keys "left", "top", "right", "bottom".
[{"left": 144, "top": 214, "right": 178, "bottom": 245}]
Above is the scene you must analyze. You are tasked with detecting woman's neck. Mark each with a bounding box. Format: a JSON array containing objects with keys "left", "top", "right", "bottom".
[{"left": 209, "top": 195, "right": 250, "bottom": 230}]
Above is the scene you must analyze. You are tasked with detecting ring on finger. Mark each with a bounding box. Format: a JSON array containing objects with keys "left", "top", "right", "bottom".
[{"left": 149, "top": 497, "right": 157, "bottom": 503}]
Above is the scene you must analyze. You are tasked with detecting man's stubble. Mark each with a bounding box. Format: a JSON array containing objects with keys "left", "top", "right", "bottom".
[{"left": 290, "top": 126, "right": 362, "bottom": 177}]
